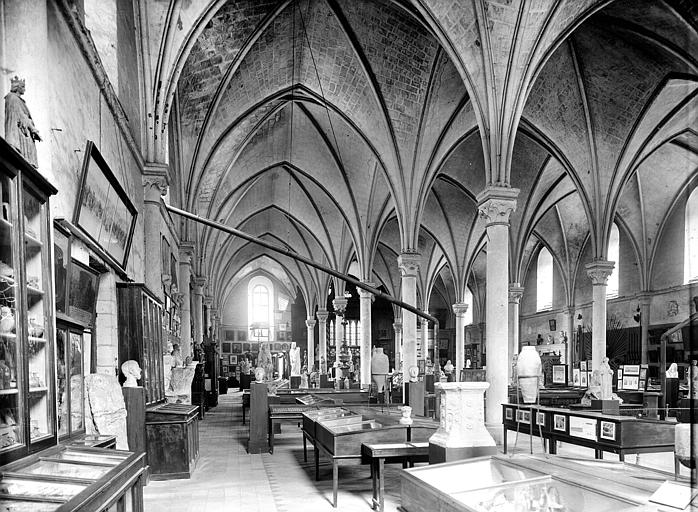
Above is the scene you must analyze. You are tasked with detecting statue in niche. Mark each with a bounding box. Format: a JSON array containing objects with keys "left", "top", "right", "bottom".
[
  {"left": 121, "top": 360, "right": 142, "bottom": 388},
  {"left": 4, "top": 76, "right": 41, "bottom": 166}
]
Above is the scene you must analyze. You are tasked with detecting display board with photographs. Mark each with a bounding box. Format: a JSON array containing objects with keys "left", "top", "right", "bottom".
[{"left": 617, "top": 364, "right": 648, "bottom": 391}]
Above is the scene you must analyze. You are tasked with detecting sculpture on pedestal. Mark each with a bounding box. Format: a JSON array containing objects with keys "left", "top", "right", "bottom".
[
  {"left": 371, "top": 347, "right": 389, "bottom": 392},
  {"left": 121, "top": 360, "right": 142, "bottom": 388},
  {"left": 171, "top": 344, "right": 183, "bottom": 368},
  {"left": 258, "top": 343, "right": 273, "bottom": 380},
  {"left": 4, "top": 76, "right": 41, "bottom": 167},
  {"left": 289, "top": 342, "right": 301, "bottom": 376},
  {"left": 599, "top": 357, "right": 613, "bottom": 400}
]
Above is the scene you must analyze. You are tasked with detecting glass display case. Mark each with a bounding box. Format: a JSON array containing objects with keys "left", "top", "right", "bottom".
[
  {"left": 0, "top": 137, "right": 57, "bottom": 464},
  {"left": 56, "top": 326, "right": 84, "bottom": 438}
]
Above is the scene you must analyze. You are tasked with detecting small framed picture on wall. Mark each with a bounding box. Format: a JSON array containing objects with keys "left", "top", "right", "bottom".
[
  {"left": 548, "top": 319, "right": 557, "bottom": 331},
  {"left": 229, "top": 355, "right": 238, "bottom": 365}
]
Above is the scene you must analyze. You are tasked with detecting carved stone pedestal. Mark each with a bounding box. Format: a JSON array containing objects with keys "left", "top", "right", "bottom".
[{"left": 429, "top": 382, "right": 496, "bottom": 463}]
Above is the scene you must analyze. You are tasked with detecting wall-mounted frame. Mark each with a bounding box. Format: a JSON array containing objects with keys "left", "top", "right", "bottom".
[
  {"left": 73, "top": 141, "right": 137, "bottom": 270},
  {"left": 549, "top": 319, "right": 556, "bottom": 331},
  {"left": 222, "top": 342, "right": 232, "bottom": 353},
  {"left": 572, "top": 368, "right": 580, "bottom": 386},
  {"left": 553, "top": 414, "right": 566, "bottom": 432},
  {"left": 505, "top": 408, "right": 513, "bottom": 420},
  {"left": 600, "top": 421, "right": 616, "bottom": 441},
  {"left": 229, "top": 355, "right": 237, "bottom": 365},
  {"left": 232, "top": 343, "right": 242, "bottom": 354},
  {"left": 68, "top": 259, "right": 99, "bottom": 328},
  {"left": 552, "top": 364, "right": 567, "bottom": 385}
]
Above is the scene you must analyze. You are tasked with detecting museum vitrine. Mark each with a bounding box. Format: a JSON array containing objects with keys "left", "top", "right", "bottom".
[{"left": 0, "top": 138, "right": 57, "bottom": 464}]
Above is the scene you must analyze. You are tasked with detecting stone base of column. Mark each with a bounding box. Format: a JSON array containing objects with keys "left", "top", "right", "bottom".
[{"left": 429, "top": 444, "right": 497, "bottom": 464}]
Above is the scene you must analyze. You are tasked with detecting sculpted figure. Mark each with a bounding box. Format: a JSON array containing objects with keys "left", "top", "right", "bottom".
[
  {"left": 4, "top": 76, "right": 41, "bottom": 166},
  {"left": 289, "top": 342, "right": 301, "bottom": 376},
  {"left": 171, "top": 344, "right": 183, "bottom": 368},
  {"left": 667, "top": 362, "right": 679, "bottom": 378},
  {"left": 121, "top": 360, "right": 142, "bottom": 388},
  {"left": 599, "top": 357, "right": 613, "bottom": 400}
]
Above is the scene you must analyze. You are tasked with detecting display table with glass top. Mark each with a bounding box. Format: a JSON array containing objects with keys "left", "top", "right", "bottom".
[
  {"left": 0, "top": 443, "right": 145, "bottom": 511},
  {"left": 401, "top": 453, "right": 695, "bottom": 512}
]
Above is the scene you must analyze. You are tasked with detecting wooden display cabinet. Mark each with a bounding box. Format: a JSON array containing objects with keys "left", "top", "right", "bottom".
[
  {"left": 116, "top": 283, "right": 166, "bottom": 405},
  {"left": 0, "top": 138, "right": 57, "bottom": 464}
]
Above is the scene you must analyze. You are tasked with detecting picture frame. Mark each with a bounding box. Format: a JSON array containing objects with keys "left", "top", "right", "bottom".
[
  {"left": 552, "top": 364, "right": 567, "bottom": 385},
  {"left": 572, "top": 368, "right": 580, "bottom": 386},
  {"left": 624, "top": 364, "right": 640, "bottom": 376},
  {"left": 548, "top": 319, "right": 556, "bottom": 331},
  {"left": 222, "top": 365, "right": 228, "bottom": 374},
  {"left": 536, "top": 412, "right": 545, "bottom": 427},
  {"left": 237, "top": 330, "right": 247, "bottom": 341},
  {"left": 418, "top": 360, "right": 426, "bottom": 374},
  {"left": 68, "top": 259, "right": 99, "bottom": 328},
  {"left": 232, "top": 343, "right": 242, "bottom": 354},
  {"left": 224, "top": 329, "right": 235, "bottom": 341},
  {"left": 229, "top": 355, "right": 237, "bottom": 365},
  {"left": 580, "top": 361, "right": 587, "bottom": 372},
  {"left": 600, "top": 421, "right": 616, "bottom": 441},
  {"left": 622, "top": 375, "right": 639, "bottom": 390},
  {"left": 639, "top": 380, "right": 646, "bottom": 391},
  {"left": 73, "top": 141, "right": 138, "bottom": 269},
  {"left": 639, "top": 367, "right": 647, "bottom": 381},
  {"left": 553, "top": 414, "right": 566, "bottom": 432},
  {"left": 580, "top": 371, "right": 588, "bottom": 387},
  {"left": 222, "top": 342, "right": 232, "bottom": 353},
  {"left": 243, "top": 342, "right": 251, "bottom": 352},
  {"left": 439, "top": 338, "right": 449, "bottom": 350},
  {"left": 505, "top": 408, "right": 513, "bottom": 420}
]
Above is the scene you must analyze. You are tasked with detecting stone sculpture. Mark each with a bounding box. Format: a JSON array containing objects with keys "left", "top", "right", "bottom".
[
  {"left": 258, "top": 342, "right": 273, "bottom": 380},
  {"left": 85, "top": 374, "right": 128, "bottom": 449},
  {"left": 690, "top": 360, "right": 698, "bottom": 399},
  {"left": 289, "top": 342, "right": 301, "bottom": 376},
  {"left": 121, "top": 360, "right": 142, "bottom": 388},
  {"left": 371, "top": 347, "right": 389, "bottom": 392},
  {"left": 599, "top": 357, "right": 613, "bottom": 400},
  {"left": 667, "top": 362, "right": 679, "bottom": 378},
  {"left": 4, "top": 76, "right": 41, "bottom": 166},
  {"left": 171, "top": 344, "right": 183, "bottom": 368}
]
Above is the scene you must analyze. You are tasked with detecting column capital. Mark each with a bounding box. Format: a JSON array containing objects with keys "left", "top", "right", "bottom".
[
  {"left": 332, "top": 297, "right": 348, "bottom": 315},
  {"left": 209, "top": 306, "right": 218, "bottom": 316},
  {"left": 393, "top": 320, "right": 402, "bottom": 332},
  {"left": 476, "top": 186, "right": 519, "bottom": 226},
  {"left": 585, "top": 259, "right": 615, "bottom": 286},
  {"left": 508, "top": 284, "right": 524, "bottom": 304},
  {"left": 306, "top": 318, "right": 317, "bottom": 328},
  {"left": 357, "top": 283, "right": 376, "bottom": 301},
  {"left": 398, "top": 252, "right": 421, "bottom": 277},
  {"left": 203, "top": 295, "right": 214, "bottom": 308},
  {"left": 316, "top": 308, "right": 329, "bottom": 323},
  {"left": 179, "top": 241, "right": 195, "bottom": 263},
  {"left": 142, "top": 163, "right": 169, "bottom": 203},
  {"left": 161, "top": 273, "right": 172, "bottom": 288},
  {"left": 172, "top": 292, "right": 184, "bottom": 307},
  {"left": 452, "top": 303, "right": 469, "bottom": 317},
  {"left": 192, "top": 276, "right": 207, "bottom": 294},
  {"left": 637, "top": 292, "right": 652, "bottom": 306}
]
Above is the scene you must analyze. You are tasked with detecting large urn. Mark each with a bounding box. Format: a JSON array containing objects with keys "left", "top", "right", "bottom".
[{"left": 516, "top": 346, "right": 541, "bottom": 403}]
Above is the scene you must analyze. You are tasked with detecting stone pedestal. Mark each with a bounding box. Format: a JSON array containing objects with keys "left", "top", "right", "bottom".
[
  {"left": 429, "top": 382, "right": 496, "bottom": 464},
  {"left": 407, "top": 381, "right": 425, "bottom": 416}
]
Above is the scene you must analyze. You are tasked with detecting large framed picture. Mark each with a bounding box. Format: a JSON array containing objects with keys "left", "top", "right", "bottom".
[
  {"left": 552, "top": 364, "right": 567, "bottom": 385},
  {"left": 73, "top": 141, "right": 137, "bottom": 270},
  {"left": 68, "top": 259, "right": 98, "bottom": 327},
  {"left": 624, "top": 364, "right": 640, "bottom": 376}
]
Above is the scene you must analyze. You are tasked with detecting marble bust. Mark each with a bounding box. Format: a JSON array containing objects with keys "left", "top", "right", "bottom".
[
  {"left": 408, "top": 365, "right": 419, "bottom": 382},
  {"left": 121, "top": 360, "right": 142, "bottom": 388}
]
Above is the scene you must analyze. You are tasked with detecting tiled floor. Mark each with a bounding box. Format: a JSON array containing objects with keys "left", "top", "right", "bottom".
[{"left": 143, "top": 391, "right": 682, "bottom": 512}]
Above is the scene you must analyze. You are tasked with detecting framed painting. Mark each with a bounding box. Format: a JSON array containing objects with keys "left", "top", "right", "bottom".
[
  {"left": 536, "top": 412, "right": 545, "bottom": 427},
  {"left": 505, "top": 408, "right": 513, "bottom": 420},
  {"left": 229, "top": 355, "right": 237, "bottom": 365},
  {"left": 623, "top": 376, "right": 639, "bottom": 390},
  {"left": 237, "top": 330, "right": 247, "bottom": 341},
  {"left": 243, "top": 342, "right": 251, "bottom": 352},
  {"left": 439, "top": 338, "right": 449, "bottom": 349},
  {"left": 232, "top": 343, "right": 242, "bottom": 354},
  {"left": 224, "top": 330, "right": 235, "bottom": 341},
  {"left": 273, "top": 343, "right": 282, "bottom": 351},
  {"left": 580, "top": 361, "right": 587, "bottom": 372},
  {"left": 73, "top": 141, "right": 137, "bottom": 269},
  {"left": 572, "top": 368, "right": 580, "bottom": 386},
  {"left": 580, "top": 371, "right": 588, "bottom": 387},
  {"left": 624, "top": 364, "right": 640, "bottom": 376},
  {"left": 552, "top": 364, "right": 567, "bottom": 385},
  {"left": 68, "top": 259, "right": 98, "bottom": 328},
  {"left": 222, "top": 342, "right": 232, "bottom": 353},
  {"left": 553, "top": 414, "right": 566, "bottom": 432},
  {"left": 548, "top": 319, "right": 556, "bottom": 331},
  {"left": 600, "top": 421, "right": 616, "bottom": 441}
]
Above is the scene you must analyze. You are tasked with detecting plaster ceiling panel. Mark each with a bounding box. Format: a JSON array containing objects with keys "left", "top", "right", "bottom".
[
  {"left": 615, "top": 173, "right": 643, "bottom": 252},
  {"left": 519, "top": 234, "right": 541, "bottom": 284},
  {"left": 429, "top": 100, "right": 479, "bottom": 179},
  {"left": 468, "top": 249, "right": 488, "bottom": 294},
  {"left": 573, "top": 21, "right": 679, "bottom": 194},
  {"left": 373, "top": 242, "right": 401, "bottom": 297},
  {"left": 527, "top": 159, "right": 578, "bottom": 231},
  {"left": 226, "top": 255, "right": 296, "bottom": 301},
  {"left": 439, "top": 133, "right": 486, "bottom": 197},
  {"left": 531, "top": 208, "right": 566, "bottom": 270},
  {"left": 523, "top": 41, "right": 592, "bottom": 192},
  {"left": 555, "top": 193, "right": 592, "bottom": 274},
  {"left": 436, "top": 265, "right": 456, "bottom": 306},
  {"left": 340, "top": 0, "right": 439, "bottom": 171},
  {"left": 636, "top": 143, "right": 698, "bottom": 251},
  {"left": 674, "top": 131, "right": 698, "bottom": 154},
  {"left": 414, "top": 51, "right": 468, "bottom": 176}
]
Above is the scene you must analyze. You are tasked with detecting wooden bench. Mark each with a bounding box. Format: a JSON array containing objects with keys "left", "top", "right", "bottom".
[{"left": 362, "top": 442, "right": 430, "bottom": 512}]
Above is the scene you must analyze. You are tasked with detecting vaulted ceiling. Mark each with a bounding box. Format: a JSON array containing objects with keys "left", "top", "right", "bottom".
[{"left": 165, "top": 0, "right": 698, "bottom": 319}]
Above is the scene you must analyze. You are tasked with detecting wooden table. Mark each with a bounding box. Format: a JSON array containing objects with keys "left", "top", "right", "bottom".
[
  {"left": 268, "top": 404, "right": 320, "bottom": 453},
  {"left": 362, "top": 442, "right": 429, "bottom": 512}
]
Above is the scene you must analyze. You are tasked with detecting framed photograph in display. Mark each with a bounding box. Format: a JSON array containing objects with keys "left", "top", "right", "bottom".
[
  {"left": 439, "top": 338, "right": 449, "bottom": 349},
  {"left": 521, "top": 410, "right": 531, "bottom": 424},
  {"left": 273, "top": 342, "right": 282, "bottom": 351},
  {"left": 580, "top": 361, "right": 587, "bottom": 372},
  {"left": 553, "top": 414, "right": 566, "bottom": 432},
  {"left": 281, "top": 342, "right": 290, "bottom": 351},
  {"left": 229, "top": 355, "right": 237, "bottom": 365},
  {"left": 232, "top": 343, "right": 242, "bottom": 354},
  {"left": 536, "top": 412, "right": 545, "bottom": 427},
  {"left": 73, "top": 141, "right": 138, "bottom": 270},
  {"left": 600, "top": 421, "right": 616, "bottom": 441},
  {"left": 224, "top": 330, "right": 235, "bottom": 341},
  {"left": 572, "top": 368, "right": 580, "bottom": 386},
  {"left": 552, "top": 364, "right": 567, "bottom": 385},
  {"left": 623, "top": 375, "right": 639, "bottom": 390},
  {"left": 617, "top": 369, "right": 624, "bottom": 390},
  {"left": 222, "top": 365, "right": 228, "bottom": 374},
  {"left": 639, "top": 367, "right": 647, "bottom": 381},
  {"left": 624, "top": 364, "right": 640, "bottom": 376},
  {"left": 580, "top": 371, "right": 588, "bottom": 387},
  {"left": 243, "top": 343, "right": 251, "bottom": 352},
  {"left": 222, "top": 342, "right": 232, "bottom": 353},
  {"left": 505, "top": 408, "right": 513, "bottom": 420},
  {"left": 639, "top": 380, "right": 646, "bottom": 390},
  {"left": 548, "top": 319, "right": 556, "bottom": 331},
  {"left": 418, "top": 360, "right": 426, "bottom": 374}
]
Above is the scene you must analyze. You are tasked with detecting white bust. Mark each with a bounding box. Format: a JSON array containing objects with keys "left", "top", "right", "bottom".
[
  {"left": 121, "top": 360, "right": 142, "bottom": 388},
  {"left": 408, "top": 366, "right": 419, "bottom": 382}
]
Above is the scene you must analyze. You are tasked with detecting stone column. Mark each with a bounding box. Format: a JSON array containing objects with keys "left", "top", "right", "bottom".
[
  {"left": 508, "top": 285, "right": 524, "bottom": 383},
  {"left": 476, "top": 186, "right": 518, "bottom": 441},
  {"left": 398, "top": 253, "right": 421, "bottom": 383},
  {"left": 210, "top": 307, "right": 219, "bottom": 351},
  {"left": 204, "top": 295, "right": 213, "bottom": 341},
  {"left": 358, "top": 285, "right": 375, "bottom": 388},
  {"left": 453, "top": 303, "right": 469, "bottom": 381},
  {"left": 142, "top": 166, "right": 168, "bottom": 298},
  {"left": 192, "top": 276, "right": 206, "bottom": 347},
  {"left": 562, "top": 306, "right": 575, "bottom": 379},
  {"left": 421, "top": 315, "right": 430, "bottom": 363},
  {"left": 316, "top": 309, "right": 329, "bottom": 373},
  {"left": 639, "top": 293, "right": 651, "bottom": 365},
  {"left": 585, "top": 259, "right": 615, "bottom": 371},
  {"left": 306, "top": 318, "right": 316, "bottom": 371},
  {"left": 428, "top": 382, "right": 496, "bottom": 463},
  {"left": 332, "top": 297, "right": 348, "bottom": 367},
  {"left": 178, "top": 242, "right": 195, "bottom": 358},
  {"left": 393, "top": 320, "right": 402, "bottom": 371}
]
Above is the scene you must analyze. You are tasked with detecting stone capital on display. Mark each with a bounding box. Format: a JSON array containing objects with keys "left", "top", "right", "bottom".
[
  {"left": 476, "top": 186, "right": 519, "bottom": 226},
  {"left": 452, "top": 303, "right": 469, "bottom": 317},
  {"left": 508, "top": 284, "right": 524, "bottom": 304},
  {"left": 142, "top": 163, "right": 169, "bottom": 203},
  {"left": 398, "top": 252, "right": 421, "bottom": 277},
  {"left": 316, "top": 308, "right": 329, "bottom": 323},
  {"left": 306, "top": 318, "right": 317, "bottom": 328},
  {"left": 179, "top": 241, "right": 195, "bottom": 263},
  {"left": 585, "top": 259, "right": 615, "bottom": 286}
]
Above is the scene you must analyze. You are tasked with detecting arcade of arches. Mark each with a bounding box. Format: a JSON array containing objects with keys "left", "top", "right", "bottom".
[{"left": 1, "top": 0, "right": 697, "bottom": 507}]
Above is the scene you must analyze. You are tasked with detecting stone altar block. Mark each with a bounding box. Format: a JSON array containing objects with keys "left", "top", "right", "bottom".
[
  {"left": 429, "top": 382, "right": 496, "bottom": 463},
  {"left": 166, "top": 365, "right": 197, "bottom": 404}
]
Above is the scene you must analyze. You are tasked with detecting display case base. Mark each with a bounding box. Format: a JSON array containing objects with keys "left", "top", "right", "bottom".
[
  {"left": 428, "top": 443, "right": 497, "bottom": 464},
  {"left": 590, "top": 399, "right": 620, "bottom": 415}
]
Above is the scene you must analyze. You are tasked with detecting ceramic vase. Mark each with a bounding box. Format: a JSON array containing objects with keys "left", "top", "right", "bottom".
[{"left": 516, "top": 346, "right": 541, "bottom": 403}]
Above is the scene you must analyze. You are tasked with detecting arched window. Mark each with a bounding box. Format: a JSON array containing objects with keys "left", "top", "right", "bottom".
[
  {"left": 248, "top": 275, "right": 274, "bottom": 341},
  {"left": 252, "top": 285, "right": 269, "bottom": 323},
  {"left": 537, "top": 247, "right": 553, "bottom": 311},
  {"left": 685, "top": 188, "right": 698, "bottom": 283},
  {"left": 464, "top": 288, "right": 474, "bottom": 326},
  {"left": 607, "top": 223, "right": 620, "bottom": 298}
]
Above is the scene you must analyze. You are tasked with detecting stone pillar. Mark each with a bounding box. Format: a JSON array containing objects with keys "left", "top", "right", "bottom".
[
  {"left": 585, "top": 259, "right": 615, "bottom": 371},
  {"left": 192, "top": 277, "right": 206, "bottom": 347},
  {"left": 393, "top": 320, "right": 402, "bottom": 371},
  {"left": 3, "top": 0, "right": 52, "bottom": 174},
  {"left": 203, "top": 295, "right": 213, "bottom": 342},
  {"left": 453, "top": 303, "right": 469, "bottom": 381},
  {"left": 639, "top": 293, "right": 651, "bottom": 365},
  {"left": 316, "top": 309, "right": 329, "bottom": 373},
  {"left": 428, "top": 382, "right": 496, "bottom": 463},
  {"left": 210, "top": 307, "right": 219, "bottom": 351},
  {"left": 398, "top": 253, "right": 421, "bottom": 383},
  {"left": 142, "top": 166, "right": 168, "bottom": 299},
  {"left": 421, "top": 315, "right": 430, "bottom": 363},
  {"left": 332, "top": 297, "right": 348, "bottom": 367},
  {"left": 508, "top": 285, "right": 524, "bottom": 383},
  {"left": 305, "top": 318, "right": 316, "bottom": 371},
  {"left": 358, "top": 285, "right": 375, "bottom": 388},
  {"left": 178, "top": 243, "right": 195, "bottom": 358},
  {"left": 476, "top": 186, "right": 518, "bottom": 441},
  {"left": 562, "top": 306, "right": 575, "bottom": 379}
]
